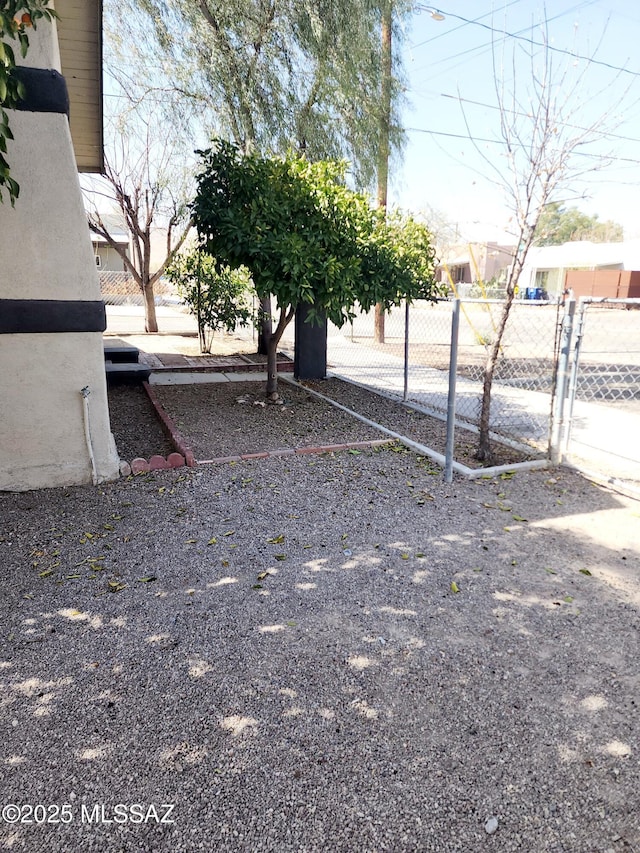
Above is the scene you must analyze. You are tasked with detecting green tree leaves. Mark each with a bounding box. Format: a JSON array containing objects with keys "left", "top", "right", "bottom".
[
  {"left": 192, "top": 140, "right": 443, "bottom": 396},
  {"left": 534, "top": 202, "right": 624, "bottom": 246},
  {"left": 165, "top": 250, "right": 254, "bottom": 353}
]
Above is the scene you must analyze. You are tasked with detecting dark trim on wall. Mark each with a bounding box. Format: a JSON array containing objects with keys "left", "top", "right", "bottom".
[
  {"left": 0, "top": 300, "right": 106, "bottom": 334},
  {"left": 13, "top": 67, "right": 70, "bottom": 115}
]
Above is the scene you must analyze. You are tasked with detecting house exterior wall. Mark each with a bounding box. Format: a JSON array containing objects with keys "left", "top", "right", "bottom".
[
  {"left": 0, "top": 20, "right": 119, "bottom": 490},
  {"left": 94, "top": 243, "right": 128, "bottom": 272}
]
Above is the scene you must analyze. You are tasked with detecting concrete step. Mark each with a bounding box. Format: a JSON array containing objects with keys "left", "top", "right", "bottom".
[
  {"left": 104, "top": 339, "right": 140, "bottom": 363},
  {"left": 105, "top": 361, "right": 151, "bottom": 384}
]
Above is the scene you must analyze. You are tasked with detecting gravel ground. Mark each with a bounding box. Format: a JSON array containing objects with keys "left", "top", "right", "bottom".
[
  {"left": 151, "top": 380, "right": 384, "bottom": 460},
  {"left": 146, "top": 377, "right": 536, "bottom": 467},
  {"left": 107, "top": 385, "right": 174, "bottom": 461},
  {"left": 1, "top": 453, "right": 639, "bottom": 852}
]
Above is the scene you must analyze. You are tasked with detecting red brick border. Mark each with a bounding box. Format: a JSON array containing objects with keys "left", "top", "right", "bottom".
[
  {"left": 142, "top": 382, "right": 197, "bottom": 467},
  {"left": 120, "top": 387, "right": 395, "bottom": 476}
]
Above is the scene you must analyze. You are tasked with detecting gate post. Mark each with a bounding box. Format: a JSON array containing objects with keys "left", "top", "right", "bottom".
[
  {"left": 562, "top": 298, "right": 588, "bottom": 456},
  {"left": 549, "top": 297, "right": 576, "bottom": 465}
]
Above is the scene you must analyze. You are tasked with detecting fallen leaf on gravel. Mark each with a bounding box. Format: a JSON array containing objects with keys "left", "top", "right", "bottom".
[
  {"left": 579, "top": 569, "right": 592, "bottom": 576},
  {"left": 512, "top": 514, "right": 528, "bottom": 522},
  {"left": 24, "top": 594, "right": 34, "bottom": 600},
  {"left": 138, "top": 576, "right": 157, "bottom": 583},
  {"left": 207, "top": 537, "right": 217, "bottom": 545},
  {"left": 500, "top": 472, "right": 515, "bottom": 480},
  {"left": 267, "top": 535, "right": 284, "bottom": 544},
  {"left": 252, "top": 584, "right": 263, "bottom": 590},
  {"left": 257, "top": 571, "right": 271, "bottom": 581},
  {"left": 564, "top": 595, "right": 574, "bottom": 603},
  {"left": 274, "top": 554, "right": 286, "bottom": 561},
  {"left": 185, "top": 539, "right": 198, "bottom": 544},
  {"left": 545, "top": 567, "right": 557, "bottom": 575},
  {"left": 450, "top": 581, "right": 459, "bottom": 593},
  {"left": 223, "top": 530, "right": 235, "bottom": 537},
  {"left": 221, "top": 560, "right": 229, "bottom": 567},
  {"left": 66, "top": 574, "right": 81, "bottom": 579},
  {"left": 401, "top": 553, "right": 410, "bottom": 560},
  {"left": 38, "top": 570, "right": 54, "bottom": 578},
  {"left": 108, "top": 581, "right": 126, "bottom": 592}
]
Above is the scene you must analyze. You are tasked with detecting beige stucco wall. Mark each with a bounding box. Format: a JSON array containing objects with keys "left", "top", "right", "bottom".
[
  {"left": 0, "top": 16, "right": 119, "bottom": 491},
  {"left": 0, "top": 335, "right": 118, "bottom": 490},
  {"left": 2, "top": 113, "right": 100, "bottom": 300}
]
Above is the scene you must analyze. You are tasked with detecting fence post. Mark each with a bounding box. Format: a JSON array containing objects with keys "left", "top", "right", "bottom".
[
  {"left": 444, "top": 299, "right": 460, "bottom": 483},
  {"left": 562, "top": 297, "right": 587, "bottom": 456},
  {"left": 403, "top": 299, "right": 410, "bottom": 402},
  {"left": 549, "top": 297, "right": 576, "bottom": 465}
]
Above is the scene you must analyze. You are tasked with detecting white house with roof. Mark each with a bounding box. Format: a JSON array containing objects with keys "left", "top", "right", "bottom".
[
  {"left": 519, "top": 240, "right": 640, "bottom": 298},
  {"left": 0, "top": 1, "right": 120, "bottom": 490}
]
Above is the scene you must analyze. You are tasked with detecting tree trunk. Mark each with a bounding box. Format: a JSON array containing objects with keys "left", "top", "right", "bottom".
[
  {"left": 143, "top": 283, "right": 158, "bottom": 333},
  {"left": 266, "top": 333, "right": 280, "bottom": 401},
  {"left": 258, "top": 295, "right": 272, "bottom": 355},
  {"left": 476, "top": 289, "right": 516, "bottom": 463},
  {"left": 374, "top": 305, "right": 386, "bottom": 344}
]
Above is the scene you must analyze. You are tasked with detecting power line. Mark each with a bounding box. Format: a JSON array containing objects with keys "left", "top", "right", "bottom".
[
  {"left": 416, "top": 5, "right": 640, "bottom": 79},
  {"left": 409, "top": 0, "right": 602, "bottom": 78},
  {"left": 404, "top": 125, "right": 640, "bottom": 165},
  {"left": 433, "top": 91, "right": 640, "bottom": 146}
]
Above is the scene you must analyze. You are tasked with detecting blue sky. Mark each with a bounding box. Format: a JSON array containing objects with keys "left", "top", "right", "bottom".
[{"left": 390, "top": 0, "right": 640, "bottom": 241}]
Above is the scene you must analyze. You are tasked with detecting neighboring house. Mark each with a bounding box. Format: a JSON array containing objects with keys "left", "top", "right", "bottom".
[
  {"left": 520, "top": 240, "right": 640, "bottom": 299},
  {"left": 91, "top": 214, "right": 130, "bottom": 271},
  {"left": 437, "top": 242, "right": 516, "bottom": 294},
  {"left": 0, "top": 2, "right": 120, "bottom": 490}
]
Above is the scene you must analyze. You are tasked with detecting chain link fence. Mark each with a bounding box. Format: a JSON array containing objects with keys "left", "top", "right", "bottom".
[
  {"left": 324, "top": 298, "right": 561, "bottom": 460},
  {"left": 99, "top": 272, "right": 181, "bottom": 307},
  {"left": 563, "top": 298, "right": 640, "bottom": 491}
]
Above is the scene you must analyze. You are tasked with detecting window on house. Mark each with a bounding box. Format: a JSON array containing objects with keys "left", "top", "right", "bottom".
[{"left": 535, "top": 270, "right": 549, "bottom": 289}]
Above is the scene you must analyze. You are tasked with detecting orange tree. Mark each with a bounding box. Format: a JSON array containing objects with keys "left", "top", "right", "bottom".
[
  {"left": 192, "top": 140, "right": 442, "bottom": 400},
  {"left": 0, "top": 1, "right": 57, "bottom": 204}
]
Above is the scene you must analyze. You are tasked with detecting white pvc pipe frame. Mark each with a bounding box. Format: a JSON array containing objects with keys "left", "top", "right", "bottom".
[{"left": 282, "top": 375, "right": 548, "bottom": 480}]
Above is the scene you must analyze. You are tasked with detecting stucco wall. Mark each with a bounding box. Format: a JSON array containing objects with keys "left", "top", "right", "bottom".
[
  {"left": 0, "top": 18, "right": 119, "bottom": 491},
  {"left": 2, "top": 114, "right": 100, "bottom": 300},
  {"left": 0, "top": 335, "right": 118, "bottom": 490}
]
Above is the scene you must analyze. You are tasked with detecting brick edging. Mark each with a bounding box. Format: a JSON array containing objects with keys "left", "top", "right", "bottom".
[{"left": 142, "top": 381, "right": 197, "bottom": 467}]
